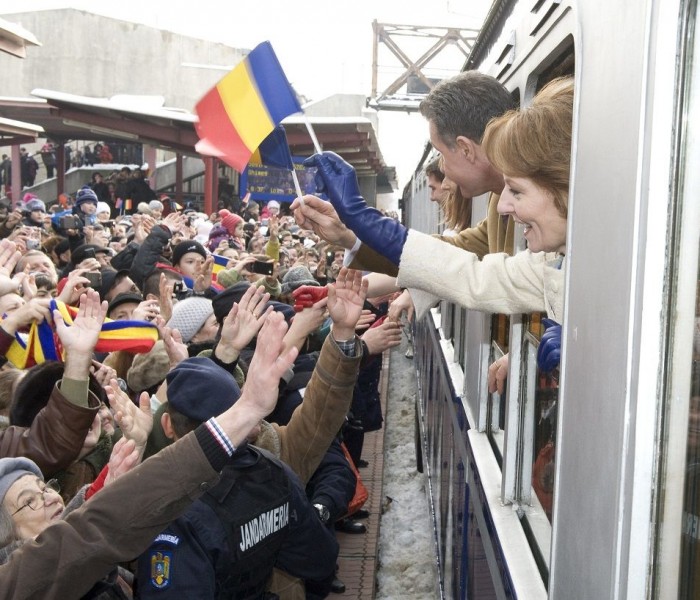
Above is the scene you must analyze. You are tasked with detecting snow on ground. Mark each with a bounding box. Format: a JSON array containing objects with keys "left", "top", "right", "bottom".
[{"left": 375, "top": 333, "right": 439, "bottom": 599}]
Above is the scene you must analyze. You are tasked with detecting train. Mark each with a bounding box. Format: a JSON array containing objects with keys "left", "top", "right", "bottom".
[{"left": 405, "top": 0, "right": 700, "bottom": 597}]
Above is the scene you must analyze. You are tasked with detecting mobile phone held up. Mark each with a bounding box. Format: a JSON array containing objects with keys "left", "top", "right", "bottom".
[
  {"left": 84, "top": 272, "right": 102, "bottom": 289},
  {"left": 59, "top": 215, "right": 81, "bottom": 230},
  {"left": 249, "top": 260, "right": 274, "bottom": 276}
]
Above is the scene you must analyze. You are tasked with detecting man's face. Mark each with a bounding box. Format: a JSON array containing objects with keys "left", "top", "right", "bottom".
[
  {"left": 427, "top": 174, "right": 445, "bottom": 203},
  {"left": 107, "top": 275, "right": 138, "bottom": 302},
  {"left": 109, "top": 301, "right": 138, "bottom": 321},
  {"left": 24, "top": 254, "right": 56, "bottom": 283}
]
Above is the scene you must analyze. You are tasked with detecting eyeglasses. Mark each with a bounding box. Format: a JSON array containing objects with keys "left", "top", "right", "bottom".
[{"left": 11, "top": 479, "right": 61, "bottom": 516}]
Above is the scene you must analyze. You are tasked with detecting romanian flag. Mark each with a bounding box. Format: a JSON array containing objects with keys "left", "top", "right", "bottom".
[
  {"left": 195, "top": 41, "right": 302, "bottom": 173},
  {"left": 3, "top": 300, "right": 158, "bottom": 369},
  {"left": 211, "top": 253, "right": 230, "bottom": 277},
  {"left": 249, "top": 126, "right": 295, "bottom": 170}
]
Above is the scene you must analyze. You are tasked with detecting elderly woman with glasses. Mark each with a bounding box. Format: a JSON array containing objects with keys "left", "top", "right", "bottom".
[{"left": 0, "top": 443, "right": 139, "bottom": 597}]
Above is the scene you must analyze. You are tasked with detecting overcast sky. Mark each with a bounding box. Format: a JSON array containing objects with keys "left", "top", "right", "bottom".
[{"left": 1, "top": 0, "right": 492, "bottom": 193}]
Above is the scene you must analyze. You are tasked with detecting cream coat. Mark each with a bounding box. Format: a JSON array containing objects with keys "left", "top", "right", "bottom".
[{"left": 397, "top": 229, "right": 565, "bottom": 321}]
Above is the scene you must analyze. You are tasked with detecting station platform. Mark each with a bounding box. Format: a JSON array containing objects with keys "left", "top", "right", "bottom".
[{"left": 329, "top": 349, "right": 391, "bottom": 599}]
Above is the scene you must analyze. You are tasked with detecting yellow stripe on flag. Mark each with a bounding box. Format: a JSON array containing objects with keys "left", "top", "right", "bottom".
[{"left": 217, "top": 61, "right": 274, "bottom": 151}]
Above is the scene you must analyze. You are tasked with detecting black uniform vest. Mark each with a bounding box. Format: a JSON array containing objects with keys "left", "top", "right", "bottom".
[{"left": 201, "top": 447, "right": 292, "bottom": 600}]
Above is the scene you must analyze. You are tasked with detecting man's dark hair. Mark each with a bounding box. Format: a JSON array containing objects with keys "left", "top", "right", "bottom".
[
  {"left": 419, "top": 70, "right": 516, "bottom": 148},
  {"left": 165, "top": 403, "right": 200, "bottom": 438},
  {"left": 142, "top": 269, "right": 182, "bottom": 298},
  {"left": 424, "top": 157, "right": 444, "bottom": 182}
]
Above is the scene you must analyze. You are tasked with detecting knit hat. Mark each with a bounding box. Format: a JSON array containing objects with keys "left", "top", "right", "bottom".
[
  {"left": 220, "top": 211, "right": 242, "bottom": 236},
  {"left": 172, "top": 240, "right": 207, "bottom": 267},
  {"left": 166, "top": 296, "right": 214, "bottom": 343},
  {"left": 266, "top": 200, "right": 280, "bottom": 212},
  {"left": 96, "top": 202, "right": 111, "bottom": 216},
  {"left": 0, "top": 457, "right": 43, "bottom": 505},
  {"left": 75, "top": 186, "right": 98, "bottom": 206},
  {"left": 212, "top": 282, "right": 251, "bottom": 324},
  {"left": 149, "top": 200, "right": 164, "bottom": 212},
  {"left": 281, "top": 265, "right": 320, "bottom": 295},
  {"left": 166, "top": 357, "right": 241, "bottom": 423},
  {"left": 127, "top": 340, "right": 170, "bottom": 392},
  {"left": 24, "top": 198, "right": 46, "bottom": 213}
]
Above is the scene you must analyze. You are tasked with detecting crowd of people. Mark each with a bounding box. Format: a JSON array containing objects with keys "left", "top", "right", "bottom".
[
  {"left": 0, "top": 64, "right": 573, "bottom": 598},
  {"left": 0, "top": 149, "right": 407, "bottom": 597}
]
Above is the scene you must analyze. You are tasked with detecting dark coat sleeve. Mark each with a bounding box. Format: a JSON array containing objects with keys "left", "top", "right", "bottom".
[
  {"left": 305, "top": 438, "right": 356, "bottom": 522},
  {"left": 129, "top": 226, "right": 171, "bottom": 290}
]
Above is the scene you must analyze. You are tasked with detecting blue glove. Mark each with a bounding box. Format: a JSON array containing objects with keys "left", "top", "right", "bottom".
[
  {"left": 537, "top": 318, "right": 561, "bottom": 373},
  {"left": 304, "top": 151, "right": 408, "bottom": 266}
]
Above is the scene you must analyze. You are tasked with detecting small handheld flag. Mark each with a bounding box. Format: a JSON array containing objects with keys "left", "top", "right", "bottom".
[{"left": 195, "top": 41, "right": 302, "bottom": 173}]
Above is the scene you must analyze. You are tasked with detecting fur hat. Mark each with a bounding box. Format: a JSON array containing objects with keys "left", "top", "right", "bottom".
[
  {"left": 127, "top": 340, "right": 170, "bottom": 392},
  {"left": 166, "top": 357, "right": 241, "bottom": 423},
  {"left": 75, "top": 186, "right": 98, "bottom": 206},
  {"left": 0, "top": 457, "right": 42, "bottom": 506},
  {"left": 281, "top": 265, "right": 320, "bottom": 295},
  {"left": 220, "top": 211, "right": 242, "bottom": 236},
  {"left": 171, "top": 240, "right": 207, "bottom": 267},
  {"left": 166, "top": 297, "right": 214, "bottom": 343},
  {"left": 23, "top": 198, "right": 46, "bottom": 213}
]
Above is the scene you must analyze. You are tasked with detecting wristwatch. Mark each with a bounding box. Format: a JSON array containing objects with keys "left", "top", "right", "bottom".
[{"left": 313, "top": 503, "right": 330, "bottom": 525}]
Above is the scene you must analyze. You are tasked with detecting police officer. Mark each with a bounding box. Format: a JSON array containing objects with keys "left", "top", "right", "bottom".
[{"left": 136, "top": 358, "right": 337, "bottom": 599}]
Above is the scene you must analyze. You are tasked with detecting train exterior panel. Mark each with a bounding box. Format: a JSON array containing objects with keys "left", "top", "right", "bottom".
[{"left": 410, "top": 0, "right": 700, "bottom": 597}]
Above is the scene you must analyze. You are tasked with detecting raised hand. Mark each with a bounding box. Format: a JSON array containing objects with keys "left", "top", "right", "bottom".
[
  {"left": 155, "top": 319, "right": 188, "bottom": 369},
  {"left": 158, "top": 273, "right": 174, "bottom": 322},
  {"left": 54, "top": 289, "right": 107, "bottom": 357},
  {"left": 90, "top": 360, "right": 118, "bottom": 389},
  {"left": 103, "top": 438, "right": 141, "bottom": 487},
  {"left": 217, "top": 285, "right": 271, "bottom": 362},
  {"left": 0, "top": 239, "right": 21, "bottom": 295},
  {"left": 302, "top": 152, "right": 409, "bottom": 266},
  {"left": 290, "top": 195, "right": 357, "bottom": 249},
  {"left": 387, "top": 289, "right": 415, "bottom": 324},
  {"left": 327, "top": 267, "right": 367, "bottom": 340},
  {"left": 106, "top": 380, "right": 153, "bottom": 451},
  {"left": 235, "top": 312, "right": 297, "bottom": 420},
  {"left": 0, "top": 298, "right": 51, "bottom": 335},
  {"left": 194, "top": 256, "right": 214, "bottom": 293},
  {"left": 361, "top": 319, "right": 402, "bottom": 355},
  {"left": 291, "top": 285, "right": 328, "bottom": 312}
]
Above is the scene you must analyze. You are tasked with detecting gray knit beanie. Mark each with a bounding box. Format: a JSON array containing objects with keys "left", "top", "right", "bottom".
[
  {"left": 167, "top": 297, "right": 214, "bottom": 343},
  {"left": 280, "top": 265, "right": 319, "bottom": 295},
  {"left": 0, "top": 457, "right": 42, "bottom": 505}
]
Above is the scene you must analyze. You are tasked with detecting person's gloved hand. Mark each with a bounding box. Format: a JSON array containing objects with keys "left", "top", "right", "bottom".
[
  {"left": 537, "top": 318, "right": 561, "bottom": 373},
  {"left": 292, "top": 285, "right": 328, "bottom": 312},
  {"left": 304, "top": 151, "right": 408, "bottom": 266}
]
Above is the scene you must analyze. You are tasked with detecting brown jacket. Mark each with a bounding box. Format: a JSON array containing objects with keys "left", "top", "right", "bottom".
[
  {"left": 350, "top": 193, "right": 515, "bottom": 275},
  {"left": 0, "top": 384, "right": 100, "bottom": 477},
  {"left": 0, "top": 431, "right": 219, "bottom": 600}
]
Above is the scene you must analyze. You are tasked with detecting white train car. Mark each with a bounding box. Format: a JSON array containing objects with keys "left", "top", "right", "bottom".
[{"left": 409, "top": 0, "right": 700, "bottom": 597}]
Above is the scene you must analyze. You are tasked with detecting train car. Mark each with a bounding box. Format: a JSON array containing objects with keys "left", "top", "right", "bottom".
[{"left": 408, "top": 0, "right": 700, "bottom": 597}]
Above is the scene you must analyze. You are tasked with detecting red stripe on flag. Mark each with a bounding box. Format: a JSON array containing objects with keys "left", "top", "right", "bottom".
[{"left": 195, "top": 88, "right": 252, "bottom": 172}]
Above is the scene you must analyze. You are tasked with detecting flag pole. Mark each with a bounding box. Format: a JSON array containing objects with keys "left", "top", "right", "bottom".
[
  {"left": 291, "top": 168, "right": 303, "bottom": 199},
  {"left": 303, "top": 116, "right": 323, "bottom": 154}
]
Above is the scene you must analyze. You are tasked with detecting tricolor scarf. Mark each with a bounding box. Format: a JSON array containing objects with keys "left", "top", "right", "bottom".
[{"left": 3, "top": 300, "right": 158, "bottom": 369}]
